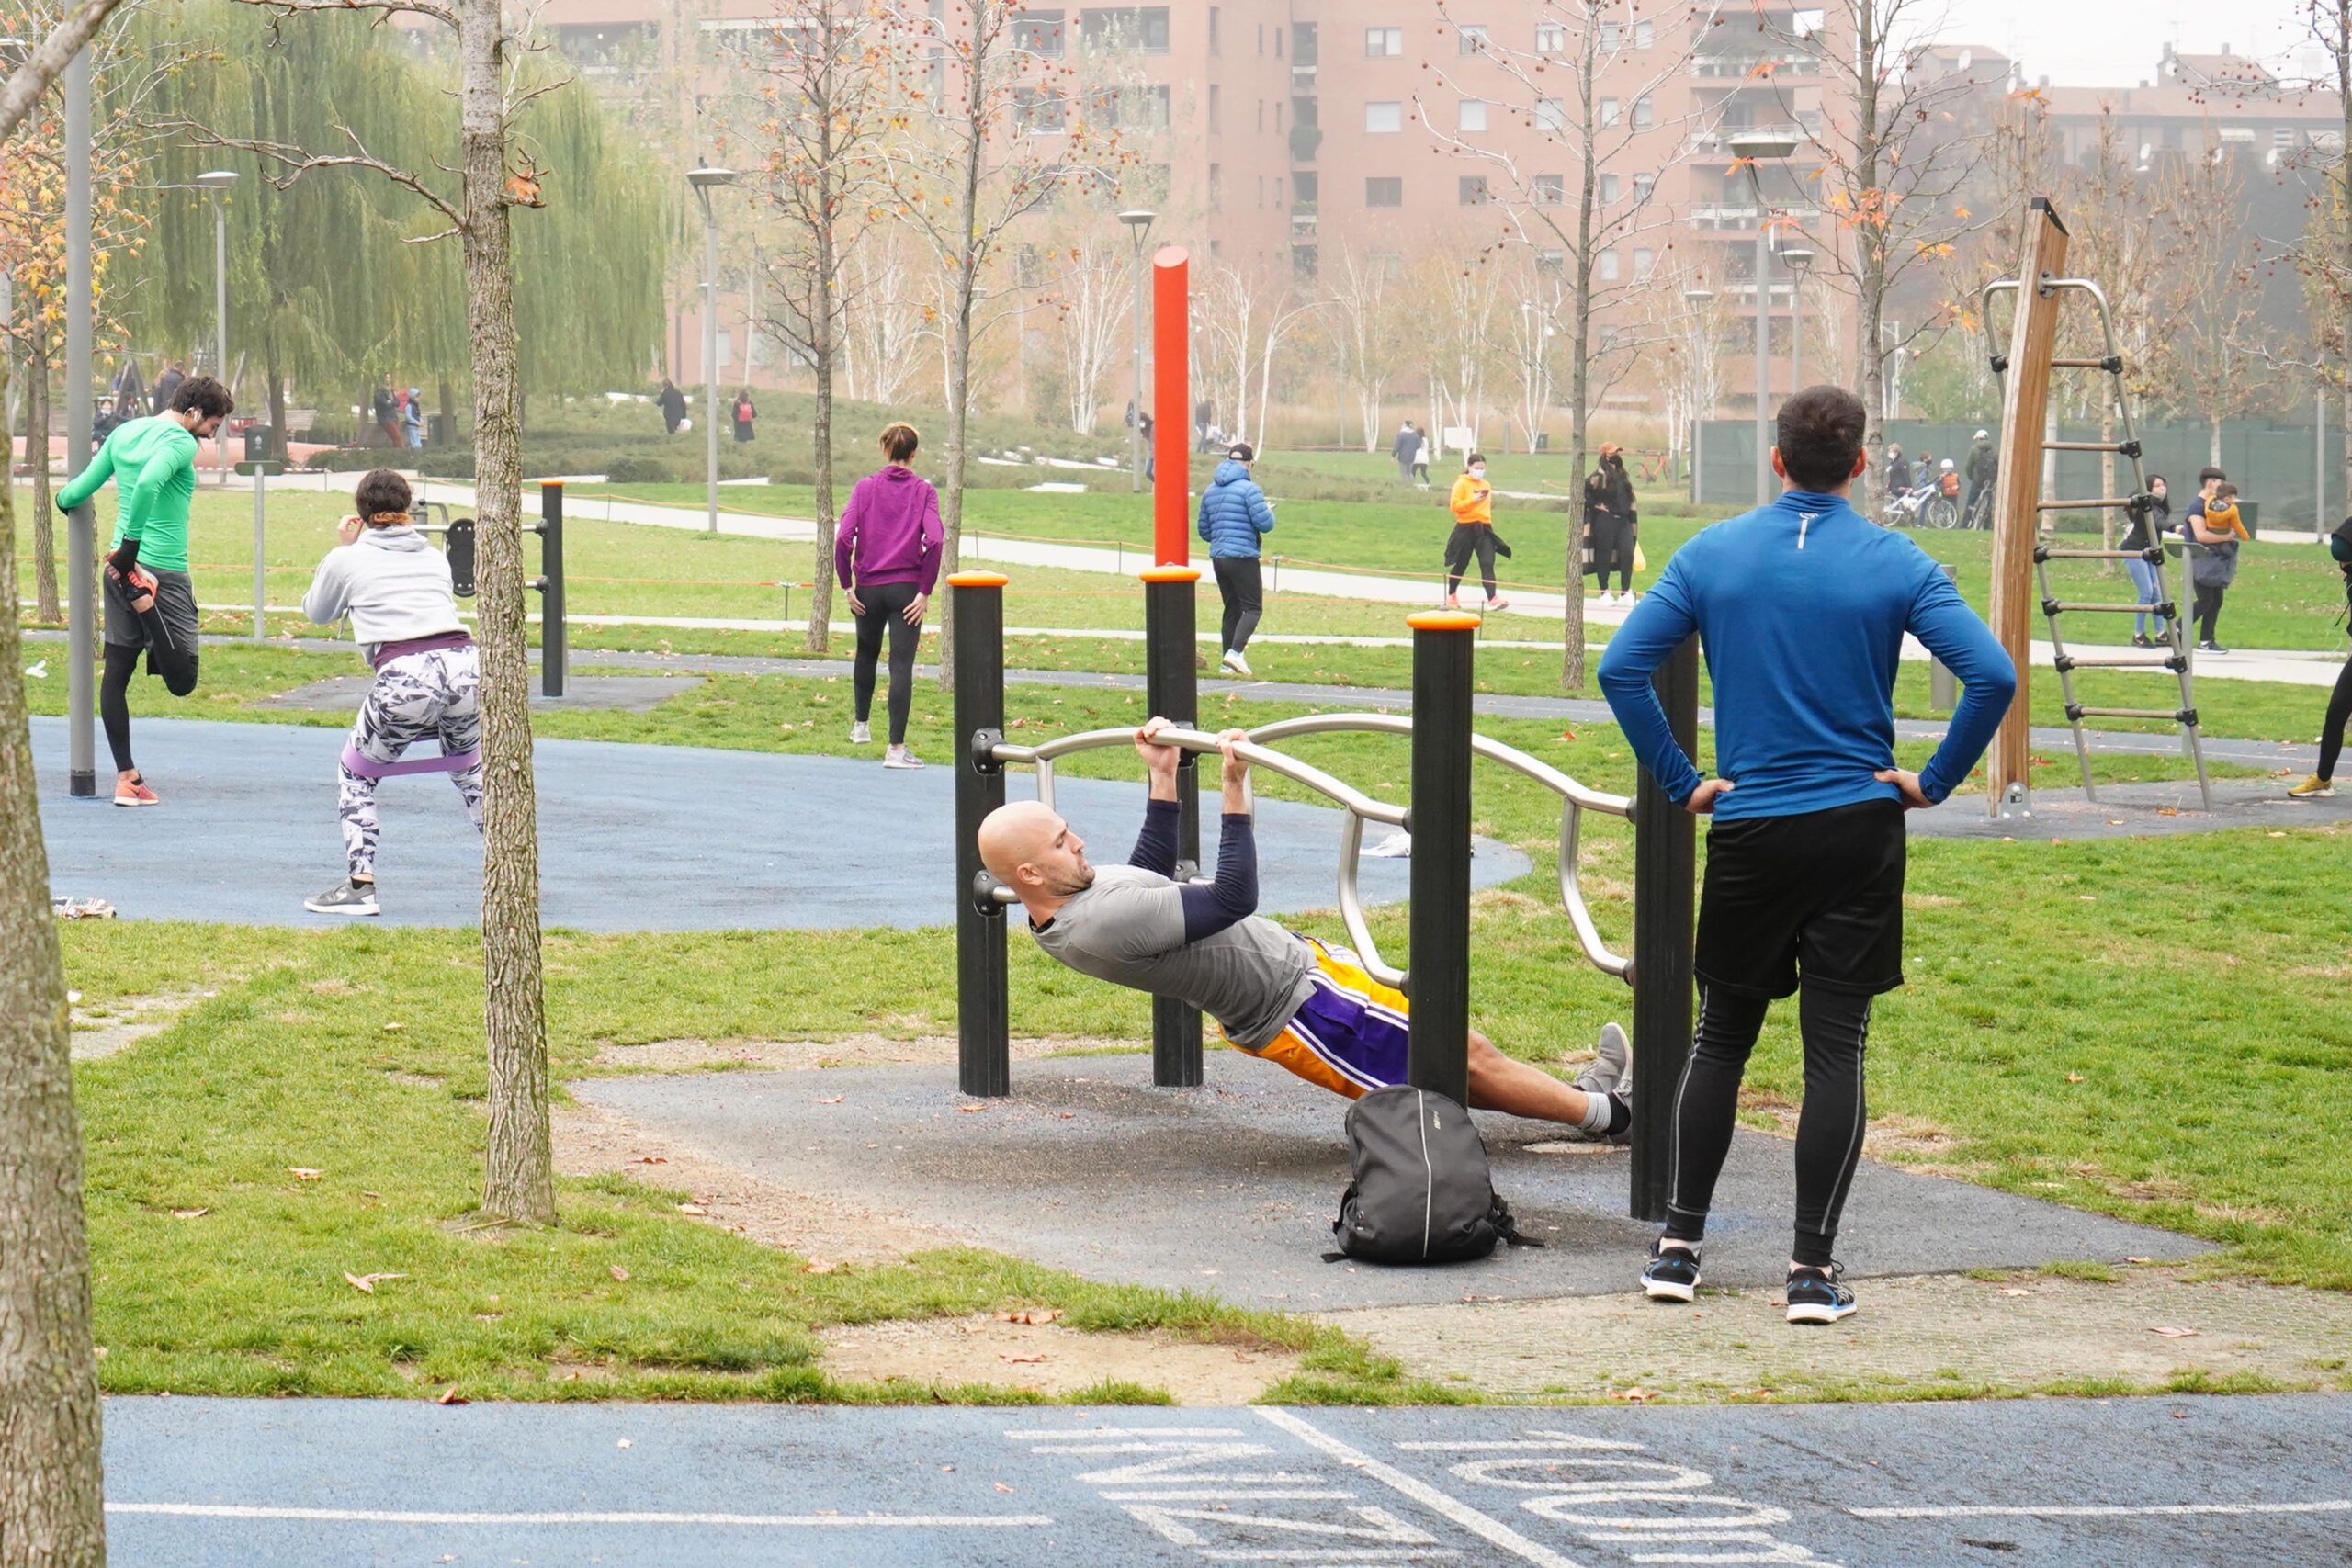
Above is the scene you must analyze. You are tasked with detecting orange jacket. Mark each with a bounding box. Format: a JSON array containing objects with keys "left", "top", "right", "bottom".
[{"left": 1449, "top": 473, "right": 1493, "bottom": 525}]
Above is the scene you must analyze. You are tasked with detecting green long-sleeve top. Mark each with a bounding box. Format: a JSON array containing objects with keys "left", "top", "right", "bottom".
[{"left": 56, "top": 414, "right": 200, "bottom": 572}]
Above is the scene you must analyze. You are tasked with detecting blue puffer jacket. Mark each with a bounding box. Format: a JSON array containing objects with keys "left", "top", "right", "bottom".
[{"left": 1196, "top": 459, "right": 1276, "bottom": 558}]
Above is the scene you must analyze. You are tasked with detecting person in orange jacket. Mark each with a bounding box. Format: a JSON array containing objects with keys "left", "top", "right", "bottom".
[{"left": 1443, "top": 452, "right": 1510, "bottom": 612}]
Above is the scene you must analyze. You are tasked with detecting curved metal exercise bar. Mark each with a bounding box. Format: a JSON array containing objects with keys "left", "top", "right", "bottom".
[{"left": 987, "top": 715, "right": 1634, "bottom": 988}]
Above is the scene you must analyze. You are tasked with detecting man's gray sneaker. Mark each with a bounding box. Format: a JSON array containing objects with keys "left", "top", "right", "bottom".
[
  {"left": 1572, "top": 1021, "right": 1630, "bottom": 1095},
  {"left": 305, "top": 878, "right": 379, "bottom": 918}
]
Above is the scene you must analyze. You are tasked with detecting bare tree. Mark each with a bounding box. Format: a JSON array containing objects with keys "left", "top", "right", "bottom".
[
  {"left": 1322, "top": 244, "right": 1410, "bottom": 451},
  {"left": 196, "top": 0, "right": 564, "bottom": 1225},
  {"left": 878, "top": 0, "right": 1120, "bottom": 683},
  {"left": 1037, "top": 216, "right": 1133, "bottom": 434},
  {"left": 1, "top": 10, "right": 137, "bottom": 1563},
  {"left": 2143, "top": 141, "right": 2274, "bottom": 467},
  {"left": 743, "top": 0, "right": 891, "bottom": 655},
  {"left": 1416, "top": 2, "right": 1703, "bottom": 685},
  {"left": 2281, "top": 0, "right": 2352, "bottom": 509},
  {"left": 839, "top": 227, "right": 928, "bottom": 404}
]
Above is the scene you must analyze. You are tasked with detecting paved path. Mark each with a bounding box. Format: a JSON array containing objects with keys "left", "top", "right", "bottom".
[
  {"left": 102, "top": 1393, "right": 2352, "bottom": 1567},
  {"left": 31, "top": 715, "right": 1525, "bottom": 929}
]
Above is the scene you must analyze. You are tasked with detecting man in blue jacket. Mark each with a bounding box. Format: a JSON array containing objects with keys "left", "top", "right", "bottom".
[
  {"left": 1597, "top": 385, "right": 2016, "bottom": 1327},
  {"left": 1198, "top": 442, "right": 1276, "bottom": 677}
]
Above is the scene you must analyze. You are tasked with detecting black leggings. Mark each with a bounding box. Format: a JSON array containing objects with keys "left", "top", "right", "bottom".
[
  {"left": 2320, "top": 650, "right": 2352, "bottom": 783},
  {"left": 1664, "top": 983, "right": 1875, "bottom": 1269},
  {"left": 1443, "top": 525, "right": 1498, "bottom": 600},
  {"left": 1213, "top": 556, "right": 1263, "bottom": 654},
  {"left": 852, "top": 581, "right": 922, "bottom": 745},
  {"left": 100, "top": 637, "right": 199, "bottom": 773},
  {"left": 2193, "top": 584, "right": 2225, "bottom": 643},
  {"left": 1589, "top": 515, "right": 1634, "bottom": 592}
]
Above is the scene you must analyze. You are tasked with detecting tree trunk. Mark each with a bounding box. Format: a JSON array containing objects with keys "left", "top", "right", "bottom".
[
  {"left": 2210, "top": 415, "right": 2222, "bottom": 470},
  {"left": 0, "top": 351, "right": 109, "bottom": 1568},
  {"left": 805, "top": 205, "right": 839, "bottom": 655},
  {"left": 28, "top": 333, "right": 59, "bottom": 623},
  {"left": 933, "top": 6, "right": 989, "bottom": 692},
  {"left": 458, "top": 0, "right": 553, "bottom": 1226}
]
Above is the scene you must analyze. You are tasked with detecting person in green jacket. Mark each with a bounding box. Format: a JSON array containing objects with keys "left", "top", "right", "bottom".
[{"left": 55, "top": 375, "right": 233, "bottom": 807}]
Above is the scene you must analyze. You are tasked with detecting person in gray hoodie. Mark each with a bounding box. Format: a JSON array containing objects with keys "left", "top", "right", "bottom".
[{"left": 299, "top": 468, "right": 481, "bottom": 917}]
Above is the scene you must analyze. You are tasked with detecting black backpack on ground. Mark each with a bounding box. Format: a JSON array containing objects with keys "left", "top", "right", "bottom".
[{"left": 1328, "top": 1085, "right": 1537, "bottom": 1264}]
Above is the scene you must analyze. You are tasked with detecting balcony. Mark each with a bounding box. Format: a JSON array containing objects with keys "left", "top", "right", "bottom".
[
  {"left": 1291, "top": 202, "right": 1318, "bottom": 237},
  {"left": 1293, "top": 63, "right": 1317, "bottom": 90},
  {"left": 1689, "top": 203, "right": 1822, "bottom": 231},
  {"left": 1691, "top": 51, "right": 1820, "bottom": 79}
]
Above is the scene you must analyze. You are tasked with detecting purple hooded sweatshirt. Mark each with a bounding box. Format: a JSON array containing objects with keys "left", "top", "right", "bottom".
[{"left": 835, "top": 465, "right": 944, "bottom": 592}]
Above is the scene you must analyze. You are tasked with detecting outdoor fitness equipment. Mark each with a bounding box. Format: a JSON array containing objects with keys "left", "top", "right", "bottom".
[
  {"left": 412, "top": 479, "right": 570, "bottom": 699},
  {"left": 947, "top": 569, "right": 1703, "bottom": 1223}
]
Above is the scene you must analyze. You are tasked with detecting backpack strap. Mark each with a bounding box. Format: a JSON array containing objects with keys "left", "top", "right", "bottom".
[{"left": 1491, "top": 1197, "right": 1545, "bottom": 1249}]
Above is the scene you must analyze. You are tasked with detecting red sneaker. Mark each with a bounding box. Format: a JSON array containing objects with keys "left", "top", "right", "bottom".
[{"left": 113, "top": 775, "right": 160, "bottom": 807}]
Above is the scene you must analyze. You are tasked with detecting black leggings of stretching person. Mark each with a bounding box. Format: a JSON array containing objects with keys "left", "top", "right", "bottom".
[{"left": 852, "top": 581, "right": 922, "bottom": 746}]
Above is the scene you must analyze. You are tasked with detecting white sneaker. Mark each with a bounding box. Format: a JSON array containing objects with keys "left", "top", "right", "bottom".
[
  {"left": 849, "top": 720, "right": 872, "bottom": 745},
  {"left": 1223, "top": 649, "right": 1253, "bottom": 678},
  {"left": 1598, "top": 592, "right": 1618, "bottom": 608},
  {"left": 883, "top": 745, "right": 924, "bottom": 770}
]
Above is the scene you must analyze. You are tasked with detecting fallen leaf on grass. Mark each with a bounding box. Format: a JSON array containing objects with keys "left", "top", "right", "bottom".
[
  {"left": 2148, "top": 1325, "right": 2200, "bottom": 1338},
  {"left": 382, "top": 1022, "right": 405, "bottom": 1032},
  {"left": 631, "top": 1155, "right": 667, "bottom": 1165},
  {"left": 1056, "top": 1111, "right": 1076, "bottom": 1120},
  {"left": 435, "top": 1386, "right": 468, "bottom": 1406},
  {"left": 675, "top": 1203, "right": 708, "bottom": 1216},
  {"left": 287, "top": 1168, "right": 324, "bottom": 1181},
  {"left": 609, "top": 1265, "right": 631, "bottom": 1282},
  {"left": 2267, "top": 830, "right": 2287, "bottom": 838},
  {"left": 2126, "top": 1256, "right": 2154, "bottom": 1264},
  {"left": 804, "top": 1260, "right": 840, "bottom": 1275},
  {"left": 2156, "top": 807, "right": 2180, "bottom": 818},
  {"left": 2066, "top": 1072, "right": 2085, "bottom": 1083},
  {"left": 998, "top": 1308, "right": 1062, "bottom": 1325},
  {"left": 171, "top": 1208, "right": 209, "bottom": 1220},
  {"left": 1001, "top": 1353, "right": 1046, "bottom": 1364},
  {"left": 1611, "top": 1388, "right": 1655, "bottom": 1403},
  {"left": 956, "top": 1103, "right": 988, "bottom": 1113},
  {"left": 344, "top": 1271, "right": 406, "bottom": 1294},
  {"left": 815, "top": 1095, "right": 845, "bottom": 1105}
]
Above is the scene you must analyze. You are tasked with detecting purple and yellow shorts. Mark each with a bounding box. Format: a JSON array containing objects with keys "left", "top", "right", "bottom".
[{"left": 1227, "top": 937, "right": 1411, "bottom": 1100}]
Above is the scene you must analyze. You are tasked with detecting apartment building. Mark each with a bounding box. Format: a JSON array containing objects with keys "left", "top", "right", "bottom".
[{"left": 2036, "top": 45, "right": 2342, "bottom": 169}]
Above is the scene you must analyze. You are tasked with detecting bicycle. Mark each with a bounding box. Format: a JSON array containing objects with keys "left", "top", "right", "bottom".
[
  {"left": 1962, "top": 485, "right": 1995, "bottom": 530},
  {"left": 1924, "top": 491, "right": 1962, "bottom": 529}
]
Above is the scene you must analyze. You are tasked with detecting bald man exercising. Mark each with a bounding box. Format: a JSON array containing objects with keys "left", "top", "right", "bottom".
[{"left": 978, "top": 718, "right": 1633, "bottom": 1134}]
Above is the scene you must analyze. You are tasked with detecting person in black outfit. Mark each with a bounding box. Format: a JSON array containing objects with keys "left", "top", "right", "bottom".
[
  {"left": 731, "top": 389, "right": 757, "bottom": 443},
  {"left": 2290, "top": 518, "right": 2352, "bottom": 800},
  {"left": 1963, "top": 430, "right": 1997, "bottom": 527},
  {"left": 150, "top": 362, "right": 185, "bottom": 416},
  {"left": 1583, "top": 444, "right": 1639, "bottom": 605},
  {"left": 658, "top": 379, "right": 688, "bottom": 436}
]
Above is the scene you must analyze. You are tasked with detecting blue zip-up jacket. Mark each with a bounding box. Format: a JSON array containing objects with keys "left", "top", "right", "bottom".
[
  {"left": 1196, "top": 459, "right": 1275, "bottom": 558},
  {"left": 1597, "top": 490, "right": 2016, "bottom": 820}
]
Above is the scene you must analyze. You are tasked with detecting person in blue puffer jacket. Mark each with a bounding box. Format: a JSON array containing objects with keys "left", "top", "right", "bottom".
[{"left": 1198, "top": 442, "right": 1277, "bottom": 677}]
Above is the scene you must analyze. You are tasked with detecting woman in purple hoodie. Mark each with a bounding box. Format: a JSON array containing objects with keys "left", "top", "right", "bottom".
[{"left": 835, "top": 422, "right": 944, "bottom": 767}]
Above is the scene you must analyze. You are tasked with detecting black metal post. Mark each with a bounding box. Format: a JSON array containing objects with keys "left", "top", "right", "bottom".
[
  {"left": 952, "top": 572, "right": 1012, "bottom": 1097},
  {"left": 1406, "top": 611, "right": 1478, "bottom": 1107},
  {"left": 1629, "top": 634, "right": 1701, "bottom": 1222},
  {"left": 538, "top": 482, "right": 567, "bottom": 698},
  {"left": 1142, "top": 567, "right": 1204, "bottom": 1087}
]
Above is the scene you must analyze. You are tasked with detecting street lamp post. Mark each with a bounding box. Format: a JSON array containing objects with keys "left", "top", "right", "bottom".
[
  {"left": 196, "top": 170, "right": 239, "bottom": 484},
  {"left": 1681, "top": 285, "right": 1714, "bottom": 503},
  {"left": 688, "top": 165, "right": 738, "bottom": 536},
  {"left": 1780, "top": 245, "right": 1815, "bottom": 396},
  {"left": 1728, "top": 130, "right": 1797, "bottom": 508},
  {"left": 1119, "top": 209, "right": 1155, "bottom": 492}
]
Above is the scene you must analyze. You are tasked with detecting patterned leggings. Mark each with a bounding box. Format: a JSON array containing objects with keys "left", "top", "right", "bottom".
[{"left": 340, "top": 645, "right": 484, "bottom": 879}]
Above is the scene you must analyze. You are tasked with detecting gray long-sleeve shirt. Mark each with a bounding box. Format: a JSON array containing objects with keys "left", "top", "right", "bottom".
[{"left": 301, "top": 525, "right": 466, "bottom": 662}]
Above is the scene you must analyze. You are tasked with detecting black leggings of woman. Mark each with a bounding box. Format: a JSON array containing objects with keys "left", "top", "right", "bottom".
[
  {"left": 1589, "top": 515, "right": 1634, "bottom": 592},
  {"left": 2319, "top": 652, "right": 2352, "bottom": 784},
  {"left": 101, "top": 640, "right": 198, "bottom": 773},
  {"left": 2193, "top": 583, "right": 2225, "bottom": 644},
  {"left": 1443, "top": 524, "right": 1498, "bottom": 601},
  {"left": 1212, "top": 555, "right": 1263, "bottom": 655},
  {"left": 852, "top": 581, "right": 922, "bottom": 746}
]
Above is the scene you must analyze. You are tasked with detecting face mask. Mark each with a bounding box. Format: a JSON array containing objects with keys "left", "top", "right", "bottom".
[{"left": 1469, "top": 467, "right": 1487, "bottom": 479}]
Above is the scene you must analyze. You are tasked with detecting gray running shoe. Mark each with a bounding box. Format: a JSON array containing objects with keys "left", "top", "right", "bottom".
[
  {"left": 849, "top": 720, "right": 872, "bottom": 745},
  {"left": 305, "top": 878, "right": 379, "bottom": 918},
  {"left": 1572, "top": 1021, "right": 1630, "bottom": 1095},
  {"left": 883, "top": 745, "right": 925, "bottom": 770}
]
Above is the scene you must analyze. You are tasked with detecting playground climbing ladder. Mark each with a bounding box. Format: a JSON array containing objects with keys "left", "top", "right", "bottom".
[{"left": 1982, "top": 197, "right": 2212, "bottom": 815}]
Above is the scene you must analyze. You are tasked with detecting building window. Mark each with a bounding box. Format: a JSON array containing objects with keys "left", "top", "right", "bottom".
[
  {"left": 1365, "top": 26, "right": 1402, "bottom": 57},
  {"left": 1633, "top": 173, "right": 1654, "bottom": 204},
  {"left": 1633, "top": 94, "right": 1654, "bottom": 129},
  {"left": 1208, "top": 6, "right": 1217, "bottom": 53},
  {"left": 1276, "top": 100, "right": 1284, "bottom": 132},
  {"left": 1209, "top": 162, "right": 1221, "bottom": 209},
  {"left": 1258, "top": 99, "right": 1264, "bottom": 131},
  {"left": 1458, "top": 24, "right": 1488, "bottom": 53},
  {"left": 1459, "top": 98, "right": 1487, "bottom": 132},
  {"left": 1294, "top": 20, "right": 1317, "bottom": 64},
  {"left": 1600, "top": 172, "right": 1620, "bottom": 203},
  {"left": 1600, "top": 96, "right": 1620, "bottom": 127},
  {"left": 1366, "top": 175, "right": 1403, "bottom": 207},
  {"left": 1276, "top": 24, "right": 1283, "bottom": 56},
  {"left": 1365, "top": 100, "right": 1403, "bottom": 132},
  {"left": 1079, "top": 7, "right": 1170, "bottom": 54},
  {"left": 1634, "top": 19, "right": 1654, "bottom": 48},
  {"left": 1208, "top": 84, "right": 1220, "bottom": 132},
  {"left": 1012, "top": 8, "right": 1065, "bottom": 56},
  {"left": 1459, "top": 175, "right": 1488, "bottom": 206},
  {"left": 2275, "top": 126, "right": 2297, "bottom": 148},
  {"left": 1536, "top": 20, "right": 1565, "bottom": 52},
  {"left": 1256, "top": 22, "right": 1263, "bottom": 52},
  {"left": 1533, "top": 173, "right": 1564, "bottom": 203},
  {"left": 1599, "top": 249, "right": 1621, "bottom": 281},
  {"left": 1013, "top": 87, "right": 1067, "bottom": 135},
  {"left": 1535, "top": 96, "right": 1565, "bottom": 131},
  {"left": 1537, "top": 248, "right": 1564, "bottom": 275},
  {"left": 1600, "top": 20, "right": 1620, "bottom": 50},
  {"left": 1294, "top": 244, "right": 1319, "bottom": 281},
  {"left": 1634, "top": 247, "right": 1655, "bottom": 276},
  {"left": 1294, "top": 171, "right": 1318, "bottom": 203},
  {"left": 1294, "top": 96, "right": 1317, "bottom": 130}
]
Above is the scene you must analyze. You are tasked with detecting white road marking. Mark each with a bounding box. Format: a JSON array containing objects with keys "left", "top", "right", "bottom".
[
  {"left": 106, "top": 1504, "right": 1051, "bottom": 1528},
  {"left": 1253, "top": 1410, "right": 1586, "bottom": 1568},
  {"left": 1195, "top": 1552, "right": 1459, "bottom": 1562},
  {"left": 1102, "top": 1490, "right": 1359, "bottom": 1502},
  {"left": 1007, "top": 1427, "right": 1246, "bottom": 1438},
  {"left": 1851, "top": 1500, "right": 2352, "bottom": 1520}
]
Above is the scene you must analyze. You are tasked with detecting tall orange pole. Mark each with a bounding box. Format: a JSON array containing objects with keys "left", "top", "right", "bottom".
[{"left": 1152, "top": 245, "right": 1190, "bottom": 565}]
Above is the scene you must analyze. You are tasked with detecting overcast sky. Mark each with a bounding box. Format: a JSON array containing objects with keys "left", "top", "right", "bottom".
[{"left": 1939, "top": 0, "right": 2323, "bottom": 88}]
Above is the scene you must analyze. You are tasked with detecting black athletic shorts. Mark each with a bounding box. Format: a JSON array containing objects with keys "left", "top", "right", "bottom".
[
  {"left": 1694, "top": 797, "right": 1906, "bottom": 999},
  {"left": 103, "top": 564, "right": 199, "bottom": 661}
]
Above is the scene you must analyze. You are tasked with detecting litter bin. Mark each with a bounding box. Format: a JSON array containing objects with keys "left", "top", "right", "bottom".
[
  {"left": 1535, "top": 432, "right": 1550, "bottom": 451},
  {"left": 428, "top": 412, "right": 455, "bottom": 448},
  {"left": 243, "top": 424, "right": 277, "bottom": 465},
  {"left": 1930, "top": 562, "right": 1959, "bottom": 711},
  {"left": 2238, "top": 501, "right": 2258, "bottom": 533}
]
